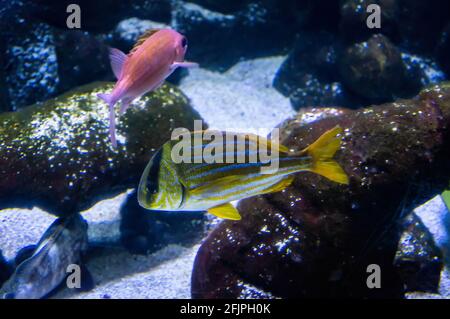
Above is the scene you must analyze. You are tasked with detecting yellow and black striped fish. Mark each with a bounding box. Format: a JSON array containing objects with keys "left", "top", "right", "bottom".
[{"left": 138, "top": 126, "right": 349, "bottom": 220}]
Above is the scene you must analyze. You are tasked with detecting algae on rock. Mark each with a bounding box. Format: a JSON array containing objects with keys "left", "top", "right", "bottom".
[{"left": 0, "top": 82, "right": 204, "bottom": 216}]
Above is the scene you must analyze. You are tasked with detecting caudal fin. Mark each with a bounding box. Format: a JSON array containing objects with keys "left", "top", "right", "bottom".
[
  {"left": 303, "top": 126, "right": 349, "bottom": 184},
  {"left": 97, "top": 93, "right": 117, "bottom": 147}
]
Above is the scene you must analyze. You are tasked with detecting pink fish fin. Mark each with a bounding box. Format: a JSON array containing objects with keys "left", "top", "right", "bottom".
[
  {"left": 108, "top": 102, "right": 117, "bottom": 148},
  {"left": 97, "top": 93, "right": 112, "bottom": 105},
  {"left": 97, "top": 93, "right": 118, "bottom": 147},
  {"left": 171, "top": 61, "right": 199, "bottom": 70},
  {"left": 109, "top": 48, "right": 128, "bottom": 79},
  {"left": 129, "top": 29, "right": 162, "bottom": 55},
  {"left": 119, "top": 97, "right": 133, "bottom": 115}
]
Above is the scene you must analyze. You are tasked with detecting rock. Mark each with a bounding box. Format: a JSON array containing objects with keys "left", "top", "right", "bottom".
[
  {"left": 111, "top": 18, "right": 170, "bottom": 53},
  {"left": 1, "top": 22, "right": 59, "bottom": 111},
  {"left": 171, "top": 1, "right": 295, "bottom": 70},
  {"left": 402, "top": 53, "right": 446, "bottom": 87},
  {"left": 273, "top": 32, "right": 361, "bottom": 109},
  {"left": 339, "top": 34, "right": 420, "bottom": 102},
  {"left": 396, "top": 0, "right": 450, "bottom": 54},
  {"left": 412, "top": 195, "right": 450, "bottom": 296},
  {"left": 394, "top": 212, "right": 442, "bottom": 293},
  {"left": 33, "top": 0, "right": 171, "bottom": 32},
  {"left": 0, "top": 22, "right": 114, "bottom": 111},
  {"left": 187, "top": 0, "right": 247, "bottom": 14},
  {"left": 0, "top": 81, "right": 204, "bottom": 216},
  {"left": 120, "top": 191, "right": 205, "bottom": 255},
  {"left": 339, "top": 0, "right": 400, "bottom": 43},
  {"left": 191, "top": 82, "right": 450, "bottom": 298},
  {"left": 437, "top": 23, "right": 450, "bottom": 78},
  {"left": 54, "top": 30, "right": 111, "bottom": 93},
  {"left": 339, "top": 0, "right": 450, "bottom": 54},
  {"left": 171, "top": 2, "right": 238, "bottom": 70},
  {"left": 0, "top": 250, "right": 12, "bottom": 287}
]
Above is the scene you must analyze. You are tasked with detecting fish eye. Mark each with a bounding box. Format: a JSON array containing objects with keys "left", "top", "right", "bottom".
[{"left": 181, "top": 37, "right": 188, "bottom": 48}]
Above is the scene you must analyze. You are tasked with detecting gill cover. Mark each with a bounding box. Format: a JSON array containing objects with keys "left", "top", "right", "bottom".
[{"left": 138, "top": 146, "right": 184, "bottom": 210}]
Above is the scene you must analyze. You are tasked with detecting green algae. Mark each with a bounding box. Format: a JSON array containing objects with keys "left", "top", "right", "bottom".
[
  {"left": 0, "top": 82, "right": 204, "bottom": 215},
  {"left": 443, "top": 190, "right": 450, "bottom": 211}
]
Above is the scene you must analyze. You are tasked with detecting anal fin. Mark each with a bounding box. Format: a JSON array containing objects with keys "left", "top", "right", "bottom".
[
  {"left": 263, "top": 176, "right": 295, "bottom": 195},
  {"left": 207, "top": 203, "right": 241, "bottom": 220}
]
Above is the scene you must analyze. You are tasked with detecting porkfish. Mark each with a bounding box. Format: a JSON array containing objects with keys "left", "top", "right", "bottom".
[
  {"left": 97, "top": 29, "right": 198, "bottom": 147},
  {"left": 138, "top": 126, "right": 349, "bottom": 220}
]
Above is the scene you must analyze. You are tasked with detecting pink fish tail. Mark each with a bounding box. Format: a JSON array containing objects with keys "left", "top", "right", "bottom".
[{"left": 97, "top": 93, "right": 118, "bottom": 148}]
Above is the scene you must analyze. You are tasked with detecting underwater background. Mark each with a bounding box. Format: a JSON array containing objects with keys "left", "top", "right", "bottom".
[{"left": 0, "top": 0, "right": 450, "bottom": 299}]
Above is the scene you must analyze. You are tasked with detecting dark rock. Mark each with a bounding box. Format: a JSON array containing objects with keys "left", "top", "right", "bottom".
[
  {"left": 339, "top": 0, "right": 450, "bottom": 54},
  {"left": 339, "top": 0, "right": 400, "bottom": 43},
  {"left": 396, "top": 0, "right": 450, "bottom": 54},
  {"left": 187, "top": 0, "right": 247, "bottom": 14},
  {"left": 191, "top": 83, "right": 450, "bottom": 298},
  {"left": 120, "top": 191, "right": 205, "bottom": 255},
  {"left": 0, "top": 82, "right": 203, "bottom": 216},
  {"left": 0, "top": 250, "right": 12, "bottom": 287},
  {"left": 394, "top": 213, "right": 442, "bottom": 293},
  {"left": 54, "top": 29, "right": 111, "bottom": 93},
  {"left": 1, "top": 22, "right": 59, "bottom": 111},
  {"left": 437, "top": 23, "right": 450, "bottom": 78},
  {"left": 188, "top": 0, "right": 341, "bottom": 30},
  {"left": 171, "top": 2, "right": 238, "bottom": 70},
  {"left": 111, "top": 18, "right": 169, "bottom": 53},
  {"left": 273, "top": 32, "right": 361, "bottom": 109},
  {"left": 172, "top": 1, "right": 295, "bottom": 70},
  {"left": 32, "top": 0, "right": 172, "bottom": 33},
  {"left": 339, "top": 34, "right": 420, "bottom": 102},
  {"left": 274, "top": 33, "right": 341, "bottom": 96},
  {"left": 402, "top": 52, "right": 446, "bottom": 88}
]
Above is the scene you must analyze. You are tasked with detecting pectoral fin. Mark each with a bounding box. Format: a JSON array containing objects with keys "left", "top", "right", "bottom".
[
  {"left": 172, "top": 61, "right": 199, "bottom": 69},
  {"left": 207, "top": 203, "right": 241, "bottom": 220}
]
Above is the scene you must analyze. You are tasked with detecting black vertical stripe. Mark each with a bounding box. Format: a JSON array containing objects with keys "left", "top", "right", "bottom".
[{"left": 146, "top": 148, "right": 163, "bottom": 196}]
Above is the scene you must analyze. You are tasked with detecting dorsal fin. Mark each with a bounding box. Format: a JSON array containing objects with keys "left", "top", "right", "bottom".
[
  {"left": 109, "top": 48, "right": 127, "bottom": 79},
  {"left": 129, "top": 29, "right": 162, "bottom": 54}
]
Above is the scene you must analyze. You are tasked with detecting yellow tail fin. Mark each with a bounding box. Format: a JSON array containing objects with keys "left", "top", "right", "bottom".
[{"left": 303, "top": 126, "right": 349, "bottom": 185}]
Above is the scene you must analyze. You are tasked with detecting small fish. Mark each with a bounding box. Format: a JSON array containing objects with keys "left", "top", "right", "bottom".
[
  {"left": 0, "top": 214, "right": 92, "bottom": 299},
  {"left": 138, "top": 126, "right": 349, "bottom": 220},
  {"left": 97, "top": 28, "right": 198, "bottom": 147}
]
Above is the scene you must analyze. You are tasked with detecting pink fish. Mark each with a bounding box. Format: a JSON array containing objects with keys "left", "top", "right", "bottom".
[{"left": 97, "top": 29, "right": 198, "bottom": 147}]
